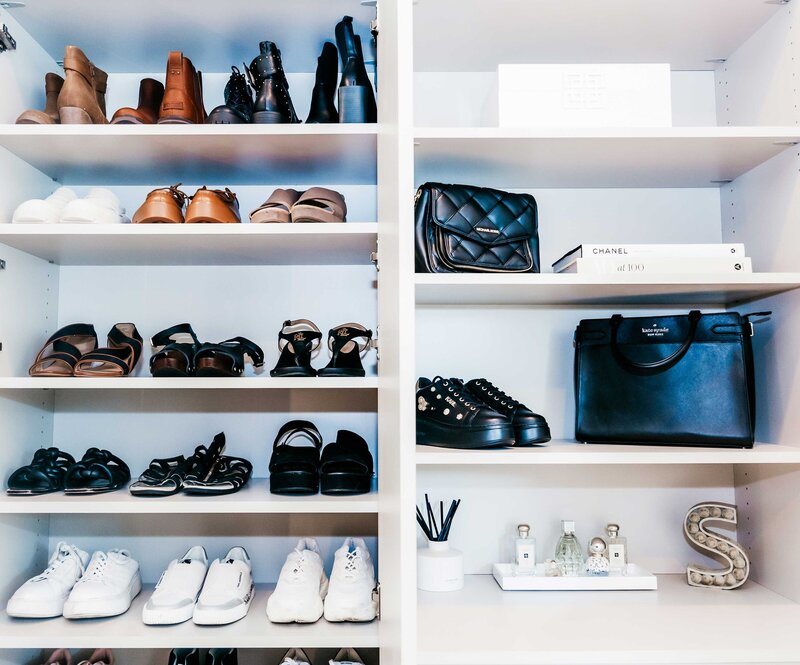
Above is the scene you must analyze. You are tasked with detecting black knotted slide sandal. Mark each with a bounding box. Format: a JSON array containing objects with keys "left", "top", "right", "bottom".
[
  {"left": 64, "top": 448, "right": 131, "bottom": 494},
  {"left": 270, "top": 319, "right": 322, "bottom": 377},
  {"left": 194, "top": 337, "right": 264, "bottom": 377},
  {"left": 269, "top": 420, "right": 322, "bottom": 495},
  {"left": 7, "top": 448, "right": 76, "bottom": 495},
  {"left": 150, "top": 323, "right": 201, "bottom": 377},
  {"left": 317, "top": 323, "right": 373, "bottom": 377},
  {"left": 320, "top": 430, "right": 374, "bottom": 496},
  {"left": 129, "top": 455, "right": 187, "bottom": 497}
]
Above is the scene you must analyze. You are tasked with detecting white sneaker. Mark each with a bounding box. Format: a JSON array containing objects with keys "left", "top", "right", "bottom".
[
  {"left": 6, "top": 542, "right": 89, "bottom": 617},
  {"left": 323, "top": 538, "right": 378, "bottom": 622},
  {"left": 279, "top": 649, "right": 312, "bottom": 665},
  {"left": 62, "top": 549, "right": 142, "bottom": 619},
  {"left": 329, "top": 649, "right": 365, "bottom": 665},
  {"left": 12, "top": 187, "right": 77, "bottom": 224},
  {"left": 192, "top": 546, "right": 254, "bottom": 625},
  {"left": 266, "top": 538, "right": 328, "bottom": 623},
  {"left": 60, "top": 188, "right": 128, "bottom": 224},
  {"left": 142, "top": 545, "right": 208, "bottom": 625}
]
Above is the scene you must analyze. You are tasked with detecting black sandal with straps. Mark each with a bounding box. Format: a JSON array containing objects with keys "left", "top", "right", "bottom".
[
  {"left": 28, "top": 324, "right": 98, "bottom": 377},
  {"left": 150, "top": 324, "right": 201, "bottom": 377},
  {"left": 318, "top": 323, "right": 373, "bottom": 377},
  {"left": 194, "top": 337, "right": 264, "bottom": 377},
  {"left": 269, "top": 420, "right": 322, "bottom": 495},
  {"left": 64, "top": 448, "right": 131, "bottom": 495},
  {"left": 320, "top": 430, "right": 374, "bottom": 496},
  {"left": 270, "top": 319, "right": 322, "bottom": 377},
  {"left": 7, "top": 448, "right": 76, "bottom": 495},
  {"left": 129, "top": 455, "right": 187, "bottom": 496},
  {"left": 73, "top": 323, "right": 143, "bottom": 377}
]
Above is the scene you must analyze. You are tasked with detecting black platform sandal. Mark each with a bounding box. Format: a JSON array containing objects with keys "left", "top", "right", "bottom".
[
  {"left": 194, "top": 337, "right": 264, "bottom": 377},
  {"left": 320, "top": 430, "right": 373, "bottom": 496},
  {"left": 64, "top": 448, "right": 131, "bottom": 494},
  {"left": 129, "top": 455, "right": 187, "bottom": 496},
  {"left": 183, "top": 455, "right": 253, "bottom": 496},
  {"left": 73, "top": 323, "right": 143, "bottom": 377},
  {"left": 150, "top": 324, "right": 201, "bottom": 377},
  {"left": 7, "top": 448, "right": 76, "bottom": 495},
  {"left": 270, "top": 319, "right": 322, "bottom": 377},
  {"left": 317, "top": 323, "right": 373, "bottom": 377},
  {"left": 269, "top": 420, "right": 322, "bottom": 495},
  {"left": 28, "top": 324, "right": 98, "bottom": 376}
]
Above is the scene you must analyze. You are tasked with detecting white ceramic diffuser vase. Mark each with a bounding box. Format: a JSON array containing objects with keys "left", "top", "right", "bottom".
[{"left": 417, "top": 540, "right": 464, "bottom": 592}]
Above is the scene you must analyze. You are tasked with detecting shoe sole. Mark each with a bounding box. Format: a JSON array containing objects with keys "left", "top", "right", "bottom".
[
  {"left": 514, "top": 424, "right": 552, "bottom": 447},
  {"left": 323, "top": 595, "right": 378, "bottom": 622},
  {"left": 251, "top": 111, "right": 289, "bottom": 124},
  {"left": 6, "top": 596, "right": 66, "bottom": 618},
  {"left": 320, "top": 472, "right": 371, "bottom": 496},
  {"left": 192, "top": 585, "right": 253, "bottom": 625},
  {"left": 416, "top": 419, "right": 515, "bottom": 449},
  {"left": 62, "top": 575, "right": 141, "bottom": 619},
  {"left": 142, "top": 602, "right": 196, "bottom": 625},
  {"left": 270, "top": 470, "right": 318, "bottom": 496},
  {"left": 266, "top": 576, "right": 327, "bottom": 623}
]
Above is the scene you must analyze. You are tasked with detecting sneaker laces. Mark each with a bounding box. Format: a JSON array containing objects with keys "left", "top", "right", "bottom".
[
  {"left": 32, "top": 545, "right": 82, "bottom": 581},
  {"left": 84, "top": 552, "right": 109, "bottom": 580},
  {"left": 289, "top": 553, "right": 309, "bottom": 581},
  {"left": 432, "top": 376, "right": 478, "bottom": 411},
  {"left": 343, "top": 550, "right": 362, "bottom": 579},
  {"left": 474, "top": 378, "right": 519, "bottom": 408}
]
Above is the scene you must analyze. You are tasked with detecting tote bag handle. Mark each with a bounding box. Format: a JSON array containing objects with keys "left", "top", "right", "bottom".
[{"left": 610, "top": 310, "right": 702, "bottom": 372}]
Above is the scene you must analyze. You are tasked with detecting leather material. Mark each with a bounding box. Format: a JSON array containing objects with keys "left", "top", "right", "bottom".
[
  {"left": 335, "top": 17, "right": 377, "bottom": 122},
  {"left": 133, "top": 185, "right": 187, "bottom": 224},
  {"left": 58, "top": 45, "right": 108, "bottom": 124},
  {"left": 306, "top": 42, "right": 339, "bottom": 123},
  {"left": 415, "top": 183, "right": 540, "bottom": 273},
  {"left": 111, "top": 78, "right": 164, "bottom": 124},
  {"left": 575, "top": 310, "right": 759, "bottom": 448},
  {"left": 158, "top": 52, "right": 205, "bottom": 124},
  {"left": 185, "top": 187, "right": 241, "bottom": 224},
  {"left": 208, "top": 66, "right": 253, "bottom": 123},
  {"left": 247, "top": 41, "right": 298, "bottom": 123}
]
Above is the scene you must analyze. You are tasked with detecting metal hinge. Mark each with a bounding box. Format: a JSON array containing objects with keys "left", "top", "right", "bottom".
[
  {"left": 0, "top": 259, "right": 5, "bottom": 269},
  {"left": 373, "top": 326, "right": 380, "bottom": 362},
  {"left": 373, "top": 582, "right": 381, "bottom": 618},
  {"left": 0, "top": 23, "right": 16, "bottom": 53},
  {"left": 371, "top": 17, "right": 378, "bottom": 39},
  {"left": 370, "top": 250, "right": 379, "bottom": 271}
]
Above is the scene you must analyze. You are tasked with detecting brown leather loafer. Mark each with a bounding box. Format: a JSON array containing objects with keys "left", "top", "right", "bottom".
[
  {"left": 132, "top": 185, "right": 188, "bottom": 224},
  {"left": 16, "top": 73, "right": 64, "bottom": 124},
  {"left": 158, "top": 51, "right": 206, "bottom": 124},
  {"left": 57, "top": 45, "right": 108, "bottom": 124},
  {"left": 185, "top": 187, "right": 241, "bottom": 224},
  {"left": 112, "top": 78, "right": 165, "bottom": 124}
]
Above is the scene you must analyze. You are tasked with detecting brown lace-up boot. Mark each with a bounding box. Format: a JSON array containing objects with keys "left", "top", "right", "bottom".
[{"left": 57, "top": 46, "right": 108, "bottom": 124}]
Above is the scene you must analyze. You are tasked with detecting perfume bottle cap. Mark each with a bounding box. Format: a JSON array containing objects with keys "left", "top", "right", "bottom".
[
  {"left": 606, "top": 523, "right": 620, "bottom": 536},
  {"left": 517, "top": 524, "right": 530, "bottom": 538},
  {"left": 589, "top": 536, "right": 607, "bottom": 556},
  {"left": 561, "top": 520, "right": 575, "bottom": 534}
]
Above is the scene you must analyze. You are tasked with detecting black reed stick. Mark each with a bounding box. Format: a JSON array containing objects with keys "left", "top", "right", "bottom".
[{"left": 417, "top": 495, "right": 462, "bottom": 542}]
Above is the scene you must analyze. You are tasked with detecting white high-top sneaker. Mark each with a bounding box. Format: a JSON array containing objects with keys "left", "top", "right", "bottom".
[
  {"left": 12, "top": 187, "right": 77, "bottom": 224},
  {"left": 6, "top": 542, "right": 89, "bottom": 617},
  {"left": 323, "top": 537, "right": 378, "bottom": 622},
  {"left": 278, "top": 649, "right": 312, "bottom": 665},
  {"left": 192, "top": 546, "right": 254, "bottom": 625},
  {"left": 266, "top": 538, "right": 328, "bottom": 623},
  {"left": 62, "top": 549, "right": 142, "bottom": 619},
  {"left": 142, "top": 545, "right": 208, "bottom": 625},
  {"left": 329, "top": 649, "right": 365, "bottom": 665},
  {"left": 60, "top": 188, "right": 128, "bottom": 224}
]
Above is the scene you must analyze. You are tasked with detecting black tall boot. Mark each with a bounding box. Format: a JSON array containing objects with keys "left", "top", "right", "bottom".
[
  {"left": 335, "top": 16, "right": 377, "bottom": 123},
  {"left": 246, "top": 41, "right": 299, "bottom": 124},
  {"left": 306, "top": 42, "right": 339, "bottom": 123},
  {"left": 354, "top": 35, "right": 377, "bottom": 123}
]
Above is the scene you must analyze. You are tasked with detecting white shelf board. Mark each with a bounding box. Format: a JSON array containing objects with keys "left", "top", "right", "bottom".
[
  {"left": 414, "top": 0, "right": 782, "bottom": 72},
  {"left": 0, "top": 377, "right": 378, "bottom": 390},
  {"left": 417, "top": 574, "right": 800, "bottom": 665},
  {"left": 413, "top": 127, "right": 800, "bottom": 188},
  {"left": 0, "top": 480, "right": 378, "bottom": 514},
  {"left": 0, "top": 126, "right": 377, "bottom": 185},
  {"left": 416, "top": 441, "right": 800, "bottom": 466},
  {"left": 0, "top": 223, "right": 378, "bottom": 266},
  {"left": 0, "top": 584, "right": 379, "bottom": 649},
  {"left": 414, "top": 273, "right": 800, "bottom": 307}
]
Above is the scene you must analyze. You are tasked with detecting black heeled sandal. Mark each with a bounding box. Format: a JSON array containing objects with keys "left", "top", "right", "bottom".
[
  {"left": 194, "top": 337, "right": 264, "bottom": 377},
  {"left": 270, "top": 319, "right": 322, "bottom": 377},
  {"left": 269, "top": 420, "right": 322, "bottom": 495},
  {"left": 73, "top": 323, "right": 143, "bottom": 377},
  {"left": 7, "top": 448, "right": 76, "bottom": 495},
  {"left": 320, "top": 430, "right": 373, "bottom": 496},
  {"left": 129, "top": 455, "right": 187, "bottom": 496},
  {"left": 318, "top": 323, "right": 373, "bottom": 377},
  {"left": 64, "top": 448, "right": 131, "bottom": 494},
  {"left": 150, "top": 324, "right": 201, "bottom": 377}
]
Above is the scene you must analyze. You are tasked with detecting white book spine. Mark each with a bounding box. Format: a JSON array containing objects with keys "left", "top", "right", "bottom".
[
  {"left": 562, "top": 257, "right": 752, "bottom": 274},
  {"left": 579, "top": 243, "right": 745, "bottom": 258}
]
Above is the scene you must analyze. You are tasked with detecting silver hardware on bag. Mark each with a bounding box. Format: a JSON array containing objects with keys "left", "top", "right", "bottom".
[{"left": 0, "top": 23, "right": 16, "bottom": 53}]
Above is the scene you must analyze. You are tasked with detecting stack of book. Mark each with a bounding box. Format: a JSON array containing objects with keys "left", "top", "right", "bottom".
[{"left": 551, "top": 243, "right": 751, "bottom": 275}]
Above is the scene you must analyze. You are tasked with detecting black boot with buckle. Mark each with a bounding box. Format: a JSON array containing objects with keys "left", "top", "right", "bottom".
[
  {"left": 246, "top": 41, "right": 299, "bottom": 124},
  {"left": 208, "top": 66, "right": 254, "bottom": 124}
]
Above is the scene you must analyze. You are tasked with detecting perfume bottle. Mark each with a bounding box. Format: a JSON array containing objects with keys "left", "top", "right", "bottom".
[
  {"left": 554, "top": 520, "right": 583, "bottom": 577},
  {"left": 515, "top": 524, "right": 536, "bottom": 575},
  {"left": 585, "top": 536, "right": 610, "bottom": 576},
  {"left": 606, "top": 523, "right": 628, "bottom": 573}
]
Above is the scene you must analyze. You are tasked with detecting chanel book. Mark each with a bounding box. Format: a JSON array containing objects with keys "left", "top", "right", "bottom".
[
  {"left": 552, "top": 243, "right": 745, "bottom": 273},
  {"left": 560, "top": 256, "right": 752, "bottom": 274}
]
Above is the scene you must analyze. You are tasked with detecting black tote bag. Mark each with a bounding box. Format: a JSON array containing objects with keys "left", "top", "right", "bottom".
[{"left": 574, "top": 310, "right": 766, "bottom": 448}]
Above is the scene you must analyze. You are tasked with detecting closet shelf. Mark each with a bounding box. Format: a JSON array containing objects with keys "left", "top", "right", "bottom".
[
  {"left": 0, "top": 481, "right": 378, "bottom": 514},
  {"left": 0, "top": 584, "right": 379, "bottom": 649},
  {"left": 0, "top": 223, "right": 378, "bottom": 266},
  {"left": 0, "top": 126, "right": 377, "bottom": 185},
  {"left": 417, "top": 574, "right": 800, "bottom": 665},
  {"left": 0, "top": 377, "right": 379, "bottom": 390},
  {"left": 416, "top": 441, "right": 800, "bottom": 466},
  {"left": 414, "top": 273, "right": 800, "bottom": 306},
  {"left": 414, "top": 127, "right": 800, "bottom": 188}
]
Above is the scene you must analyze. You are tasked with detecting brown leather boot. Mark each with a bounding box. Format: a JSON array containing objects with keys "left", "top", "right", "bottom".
[
  {"left": 93, "top": 65, "right": 108, "bottom": 117},
  {"left": 57, "top": 46, "right": 108, "bottom": 124},
  {"left": 185, "top": 187, "right": 241, "bottom": 223},
  {"left": 16, "top": 72, "right": 64, "bottom": 124},
  {"left": 158, "top": 52, "right": 205, "bottom": 124},
  {"left": 111, "top": 78, "right": 166, "bottom": 124}
]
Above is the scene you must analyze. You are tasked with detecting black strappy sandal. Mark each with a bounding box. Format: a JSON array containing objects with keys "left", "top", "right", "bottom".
[
  {"left": 64, "top": 448, "right": 131, "bottom": 494},
  {"left": 129, "top": 455, "right": 187, "bottom": 497},
  {"left": 269, "top": 420, "right": 322, "bottom": 495},
  {"left": 270, "top": 319, "right": 322, "bottom": 377},
  {"left": 73, "top": 323, "right": 143, "bottom": 377},
  {"left": 28, "top": 324, "right": 98, "bottom": 376},
  {"left": 320, "top": 430, "right": 374, "bottom": 496},
  {"left": 194, "top": 337, "right": 264, "bottom": 377},
  {"left": 183, "top": 455, "right": 253, "bottom": 496},
  {"left": 180, "top": 432, "right": 226, "bottom": 486},
  {"left": 7, "top": 448, "right": 76, "bottom": 495},
  {"left": 150, "top": 324, "right": 201, "bottom": 377},
  {"left": 317, "top": 323, "right": 374, "bottom": 377}
]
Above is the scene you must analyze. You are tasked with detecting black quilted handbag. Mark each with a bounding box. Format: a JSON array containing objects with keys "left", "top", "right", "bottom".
[{"left": 415, "top": 182, "right": 540, "bottom": 273}]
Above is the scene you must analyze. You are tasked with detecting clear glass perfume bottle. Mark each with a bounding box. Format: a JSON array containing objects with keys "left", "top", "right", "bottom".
[
  {"left": 515, "top": 524, "right": 536, "bottom": 575},
  {"left": 606, "top": 523, "right": 628, "bottom": 573},
  {"left": 554, "top": 520, "right": 583, "bottom": 577}
]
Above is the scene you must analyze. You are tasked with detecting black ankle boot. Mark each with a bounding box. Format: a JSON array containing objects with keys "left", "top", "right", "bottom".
[
  {"left": 208, "top": 66, "right": 254, "bottom": 124},
  {"left": 335, "top": 15, "right": 377, "bottom": 123},
  {"left": 246, "top": 41, "right": 299, "bottom": 124},
  {"left": 306, "top": 42, "right": 339, "bottom": 124}
]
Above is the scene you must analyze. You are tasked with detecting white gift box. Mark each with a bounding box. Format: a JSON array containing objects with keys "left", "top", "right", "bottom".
[{"left": 498, "top": 64, "right": 672, "bottom": 128}]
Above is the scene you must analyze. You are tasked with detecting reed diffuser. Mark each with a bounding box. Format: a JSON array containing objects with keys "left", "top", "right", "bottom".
[{"left": 417, "top": 494, "right": 464, "bottom": 592}]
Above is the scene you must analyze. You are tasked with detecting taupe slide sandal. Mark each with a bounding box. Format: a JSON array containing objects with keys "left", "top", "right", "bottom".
[
  {"left": 290, "top": 187, "right": 347, "bottom": 223},
  {"left": 249, "top": 188, "right": 301, "bottom": 224}
]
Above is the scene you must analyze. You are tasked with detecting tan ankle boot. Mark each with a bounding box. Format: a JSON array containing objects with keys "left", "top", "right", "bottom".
[
  {"left": 16, "top": 72, "right": 64, "bottom": 124},
  {"left": 158, "top": 52, "right": 205, "bottom": 124},
  {"left": 57, "top": 45, "right": 108, "bottom": 124},
  {"left": 93, "top": 65, "right": 108, "bottom": 117}
]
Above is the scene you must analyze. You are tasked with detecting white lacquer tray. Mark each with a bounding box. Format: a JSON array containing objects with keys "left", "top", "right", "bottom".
[{"left": 492, "top": 562, "right": 658, "bottom": 591}]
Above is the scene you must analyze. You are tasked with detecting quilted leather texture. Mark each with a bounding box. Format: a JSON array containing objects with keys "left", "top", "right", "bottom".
[{"left": 415, "top": 183, "right": 540, "bottom": 273}]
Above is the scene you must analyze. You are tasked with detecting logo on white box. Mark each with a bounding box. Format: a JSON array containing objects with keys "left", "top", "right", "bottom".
[{"left": 563, "top": 72, "right": 606, "bottom": 110}]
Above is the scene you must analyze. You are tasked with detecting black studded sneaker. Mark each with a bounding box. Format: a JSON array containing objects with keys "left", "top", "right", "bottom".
[
  {"left": 458, "top": 378, "right": 551, "bottom": 446},
  {"left": 416, "top": 376, "right": 515, "bottom": 449}
]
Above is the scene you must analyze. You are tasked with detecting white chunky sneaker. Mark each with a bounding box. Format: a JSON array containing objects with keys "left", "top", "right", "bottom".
[
  {"left": 329, "top": 648, "right": 365, "bottom": 665},
  {"left": 60, "top": 188, "right": 128, "bottom": 224},
  {"left": 323, "top": 537, "right": 378, "bottom": 622},
  {"left": 6, "top": 542, "right": 89, "bottom": 617},
  {"left": 279, "top": 649, "right": 312, "bottom": 665},
  {"left": 266, "top": 538, "right": 328, "bottom": 623},
  {"left": 142, "top": 545, "right": 208, "bottom": 625},
  {"left": 12, "top": 187, "right": 77, "bottom": 224},
  {"left": 192, "top": 546, "right": 254, "bottom": 625},
  {"left": 62, "top": 549, "right": 141, "bottom": 619}
]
